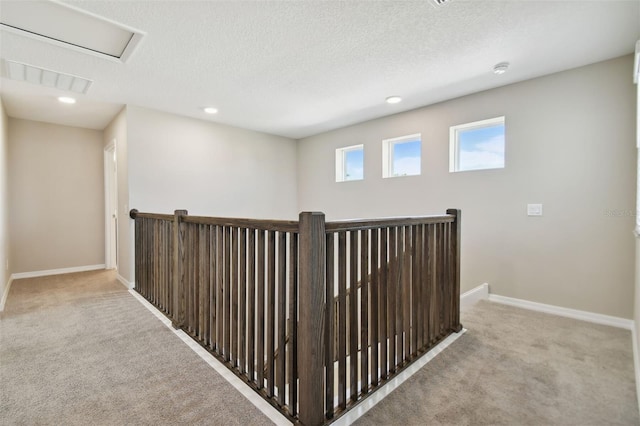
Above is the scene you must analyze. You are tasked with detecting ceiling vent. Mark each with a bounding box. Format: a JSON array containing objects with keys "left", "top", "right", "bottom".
[
  {"left": 0, "top": 1, "right": 144, "bottom": 62},
  {"left": 3, "top": 60, "right": 93, "bottom": 94}
]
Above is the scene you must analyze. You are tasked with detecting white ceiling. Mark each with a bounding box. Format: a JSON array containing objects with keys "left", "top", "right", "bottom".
[{"left": 0, "top": 0, "right": 638, "bottom": 139}]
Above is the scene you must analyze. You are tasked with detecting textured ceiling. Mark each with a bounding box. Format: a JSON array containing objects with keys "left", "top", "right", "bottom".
[{"left": 0, "top": 0, "right": 639, "bottom": 138}]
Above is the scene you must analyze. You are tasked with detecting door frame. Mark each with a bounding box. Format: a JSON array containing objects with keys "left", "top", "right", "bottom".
[{"left": 104, "top": 140, "right": 118, "bottom": 270}]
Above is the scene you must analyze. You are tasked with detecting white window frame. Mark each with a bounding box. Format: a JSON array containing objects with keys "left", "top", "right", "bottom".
[
  {"left": 335, "top": 144, "right": 364, "bottom": 182},
  {"left": 382, "top": 133, "right": 421, "bottom": 178},
  {"left": 449, "top": 116, "right": 505, "bottom": 173}
]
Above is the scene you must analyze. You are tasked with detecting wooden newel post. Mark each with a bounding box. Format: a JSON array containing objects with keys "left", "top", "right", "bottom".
[
  {"left": 298, "top": 212, "right": 327, "bottom": 426},
  {"left": 446, "top": 208, "right": 463, "bottom": 333},
  {"left": 173, "top": 209, "right": 188, "bottom": 329}
]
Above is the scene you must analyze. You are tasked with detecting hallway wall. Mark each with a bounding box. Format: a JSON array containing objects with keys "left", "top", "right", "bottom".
[
  {"left": 297, "top": 55, "right": 637, "bottom": 318},
  {"left": 8, "top": 118, "right": 105, "bottom": 273}
]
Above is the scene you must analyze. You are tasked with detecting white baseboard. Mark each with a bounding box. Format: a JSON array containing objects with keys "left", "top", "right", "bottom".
[
  {"left": 461, "top": 283, "right": 489, "bottom": 309},
  {"left": 488, "top": 293, "right": 634, "bottom": 330},
  {"left": 632, "top": 325, "right": 640, "bottom": 416},
  {"left": 116, "top": 274, "right": 134, "bottom": 290},
  {"left": 10, "top": 264, "right": 106, "bottom": 280},
  {"left": 0, "top": 275, "right": 14, "bottom": 312}
]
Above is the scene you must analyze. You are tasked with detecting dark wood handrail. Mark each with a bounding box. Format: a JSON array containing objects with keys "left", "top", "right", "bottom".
[
  {"left": 325, "top": 214, "right": 454, "bottom": 232},
  {"left": 184, "top": 215, "right": 299, "bottom": 232},
  {"left": 130, "top": 209, "right": 455, "bottom": 233},
  {"left": 129, "top": 209, "right": 174, "bottom": 221}
]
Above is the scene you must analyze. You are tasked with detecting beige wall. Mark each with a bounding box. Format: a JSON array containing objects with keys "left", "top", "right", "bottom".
[
  {"left": 8, "top": 118, "right": 105, "bottom": 273},
  {"left": 125, "top": 106, "right": 298, "bottom": 286},
  {"left": 0, "top": 98, "right": 9, "bottom": 299},
  {"left": 298, "top": 55, "right": 636, "bottom": 318},
  {"left": 127, "top": 106, "right": 298, "bottom": 219},
  {"left": 103, "top": 108, "right": 131, "bottom": 283}
]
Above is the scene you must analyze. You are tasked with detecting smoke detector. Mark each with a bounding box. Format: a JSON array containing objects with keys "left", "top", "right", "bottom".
[{"left": 493, "top": 62, "right": 510, "bottom": 75}]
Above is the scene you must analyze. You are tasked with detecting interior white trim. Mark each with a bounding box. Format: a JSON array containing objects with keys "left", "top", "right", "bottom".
[
  {"left": 460, "top": 283, "right": 489, "bottom": 309},
  {"left": 632, "top": 324, "right": 640, "bottom": 416},
  {"left": 104, "top": 140, "right": 118, "bottom": 270},
  {"left": 129, "top": 289, "right": 292, "bottom": 426},
  {"left": 633, "top": 39, "right": 639, "bottom": 84},
  {"left": 10, "top": 264, "right": 105, "bottom": 280},
  {"left": 489, "top": 293, "right": 634, "bottom": 330},
  {"left": 0, "top": 276, "right": 14, "bottom": 312},
  {"left": 117, "top": 274, "right": 133, "bottom": 290}
]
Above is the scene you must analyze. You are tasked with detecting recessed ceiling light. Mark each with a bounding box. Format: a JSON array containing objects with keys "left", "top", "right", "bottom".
[
  {"left": 203, "top": 107, "right": 218, "bottom": 114},
  {"left": 58, "top": 96, "right": 76, "bottom": 104},
  {"left": 493, "top": 62, "right": 510, "bottom": 75},
  {"left": 386, "top": 96, "right": 402, "bottom": 104}
]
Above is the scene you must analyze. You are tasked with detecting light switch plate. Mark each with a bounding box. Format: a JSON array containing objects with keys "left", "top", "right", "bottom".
[{"left": 527, "top": 204, "right": 543, "bottom": 216}]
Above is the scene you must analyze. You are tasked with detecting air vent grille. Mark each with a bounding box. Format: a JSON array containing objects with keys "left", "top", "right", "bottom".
[{"left": 4, "top": 60, "right": 93, "bottom": 94}]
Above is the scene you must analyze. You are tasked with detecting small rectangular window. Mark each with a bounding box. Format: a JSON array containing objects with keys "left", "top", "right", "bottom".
[
  {"left": 450, "top": 116, "right": 505, "bottom": 172},
  {"left": 335, "top": 144, "right": 364, "bottom": 182},
  {"left": 382, "top": 134, "right": 421, "bottom": 178}
]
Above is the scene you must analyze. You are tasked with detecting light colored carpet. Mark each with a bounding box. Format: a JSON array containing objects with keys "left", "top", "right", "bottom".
[
  {"left": 354, "top": 300, "right": 639, "bottom": 426},
  {"left": 2, "top": 270, "right": 638, "bottom": 425},
  {"left": 0, "top": 270, "right": 273, "bottom": 425}
]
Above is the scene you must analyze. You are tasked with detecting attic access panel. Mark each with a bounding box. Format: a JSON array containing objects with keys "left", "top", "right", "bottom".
[{"left": 0, "top": 0, "right": 144, "bottom": 62}]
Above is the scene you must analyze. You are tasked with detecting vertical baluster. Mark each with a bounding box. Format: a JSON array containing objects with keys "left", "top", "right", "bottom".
[
  {"left": 288, "top": 232, "right": 298, "bottom": 416},
  {"left": 443, "top": 222, "right": 451, "bottom": 333},
  {"left": 198, "top": 224, "right": 205, "bottom": 340},
  {"left": 360, "top": 229, "right": 369, "bottom": 394},
  {"left": 402, "top": 226, "right": 411, "bottom": 363},
  {"left": 349, "top": 230, "right": 358, "bottom": 401},
  {"left": 201, "top": 224, "right": 209, "bottom": 345},
  {"left": 257, "top": 229, "right": 265, "bottom": 389},
  {"left": 267, "top": 230, "right": 276, "bottom": 397},
  {"left": 411, "top": 225, "right": 419, "bottom": 356},
  {"left": 425, "top": 224, "right": 433, "bottom": 345},
  {"left": 337, "top": 231, "right": 347, "bottom": 410},
  {"left": 370, "top": 228, "right": 379, "bottom": 386},
  {"left": 388, "top": 226, "right": 397, "bottom": 373},
  {"left": 438, "top": 222, "right": 446, "bottom": 337},
  {"left": 188, "top": 224, "right": 194, "bottom": 334},
  {"left": 210, "top": 225, "right": 217, "bottom": 350},
  {"left": 325, "top": 232, "right": 335, "bottom": 418},
  {"left": 232, "top": 227, "right": 239, "bottom": 365},
  {"left": 224, "top": 226, "right": 231, "bottom": 360},
  {"left": 380, "top": 227, "right": 388, "bottom": 379},
  {"left": 277, "top": 231, "right": 287, "bottom": 405},
  {"left": 247, "top": 228, "right": 256, "bottom": 381},
  {"left": 239, "top": 228, "right": 247, "bottom": 374}
]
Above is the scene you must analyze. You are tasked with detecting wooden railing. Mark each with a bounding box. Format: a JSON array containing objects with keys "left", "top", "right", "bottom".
[{"left": 130, "top": 209, "right": 462, "bottom": 425}]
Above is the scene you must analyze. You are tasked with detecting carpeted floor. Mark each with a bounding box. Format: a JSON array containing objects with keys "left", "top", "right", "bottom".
[
  {"left": 0, "top": 270, "right": 273, "bottom": 425},
  {"left": 1, "top": 270, "right": 638, "bottom": 425},
  {"left": 354, "top": 300, "right": 639, "bottom": 426}
]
